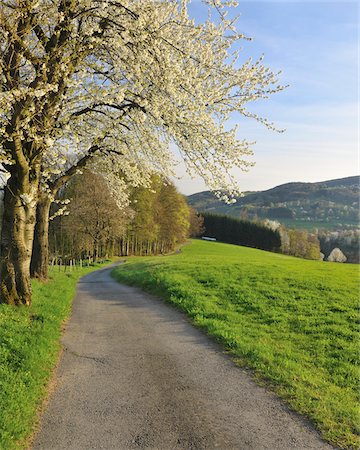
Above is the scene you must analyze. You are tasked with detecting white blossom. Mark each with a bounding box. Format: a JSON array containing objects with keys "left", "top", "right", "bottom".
[{"left": 0, "top": 0, "right": 285, "bottom": 199}]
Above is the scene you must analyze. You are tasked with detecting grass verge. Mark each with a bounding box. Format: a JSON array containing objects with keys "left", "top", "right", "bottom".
[
  {"left": 0, "top": 262, "right": 110, "bottom": 449},
  {"left": 112, "top": 240, "right": 359, "bottom": 449}
]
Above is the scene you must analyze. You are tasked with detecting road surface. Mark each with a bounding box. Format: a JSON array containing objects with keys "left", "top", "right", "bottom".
[{"left": 33, "top": 264, "right": 333, "bottom": 450}]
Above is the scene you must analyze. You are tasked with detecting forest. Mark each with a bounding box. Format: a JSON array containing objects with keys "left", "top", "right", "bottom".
[
  {"left": 201, "top": 214, "right": 322, "bottom": 260},
  {"left": 202, "top": 213, "right": 281, "bottom": 253},
  {"left": 48, "top": 171, "right": 200, "bottom": 262}
]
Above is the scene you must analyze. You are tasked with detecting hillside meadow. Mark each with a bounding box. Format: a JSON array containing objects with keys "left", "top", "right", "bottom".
[
  {"left": 112, "top": 240, "right": 359, "bottom": 449},
  {"left": 0, "top": 262, "right": 111, "bottom": 449}
]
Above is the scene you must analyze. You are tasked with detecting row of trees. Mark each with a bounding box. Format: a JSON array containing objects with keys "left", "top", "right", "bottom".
[
  {"left": 122, "top": 176, "right": 191, "bottom": 256},
  {"left": 49, "top": 172, "right": 128, "bottom": 261},
  {"left": 50, "top": 172, "right": 192, "bottom": 260},
  {"left": 279, "top": 228, "right": 320, "bottom": 260},
  {"left": 200, "top": 215, "right": 322, "bottom": 260},
  {"left": 262, "top": 220, "right": 321, "bottom": 260},
  {"left": 202, "top": 214, "right": 282, "bottom": 252}
]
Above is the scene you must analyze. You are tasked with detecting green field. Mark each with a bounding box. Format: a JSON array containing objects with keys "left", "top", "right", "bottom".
[
  {"left": 112, "top": 240, "right": 360, "bottom": 449},
  {"left": 0, "top": 262, "right": 110, "bottom": 449}
]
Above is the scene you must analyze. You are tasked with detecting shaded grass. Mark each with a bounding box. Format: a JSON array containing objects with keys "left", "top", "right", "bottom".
[
  {"left": 112, "top": 240, "right": 360, "bottom": 449},
  {"left": 0, "top": 262, "right": 110, "bottom": 449}
]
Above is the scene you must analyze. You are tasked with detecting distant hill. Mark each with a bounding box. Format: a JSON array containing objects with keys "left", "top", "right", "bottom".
[{"left": 187, "top": 176, "right": 359, "bottom": 231}]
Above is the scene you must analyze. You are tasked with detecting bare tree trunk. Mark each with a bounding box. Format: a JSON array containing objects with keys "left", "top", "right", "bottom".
[
  {"left": 0, "top": 174, "right": 39, "bottom": 306},
  {"left": 94, "top": 241, "right": 99, "bottom": 262},
  {"left": 30, "top": 195, "right": 51, "bottom": 280}
]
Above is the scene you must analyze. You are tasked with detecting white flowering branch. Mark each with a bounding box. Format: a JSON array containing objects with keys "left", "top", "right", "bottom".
[{"left": 0, "top": 0, "right": 285, "bottom": 201}]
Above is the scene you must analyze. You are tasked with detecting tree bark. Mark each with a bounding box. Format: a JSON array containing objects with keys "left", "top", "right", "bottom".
[
  {"left": 29, "top": 145, "right": 100, "bottom": 281},
  {"left": 0, "top": 174, "right": 39, "bottom": 306},
  {"left": 30, "top": 196, "right": 51, "bottom": 280}
]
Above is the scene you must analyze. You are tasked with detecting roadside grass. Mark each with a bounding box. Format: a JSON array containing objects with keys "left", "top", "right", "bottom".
[
  {"left": 112, "top": 240, "right": 360, "bottom": 449},
  {"left": 0, "top": 262, "right": 110, "bottom": 449}
]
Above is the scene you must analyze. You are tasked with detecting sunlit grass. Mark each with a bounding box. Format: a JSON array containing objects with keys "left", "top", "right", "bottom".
[
  {"left": 0, "top": 262, "right": 110, "bottom": 449},
  {"left": 112, "top": 240, "right": 359, "bottom": 449}
]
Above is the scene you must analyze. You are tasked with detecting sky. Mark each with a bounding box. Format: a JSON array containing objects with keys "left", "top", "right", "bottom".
[{"left": 173, "top": 1, "right": 359, "bottom": 195}]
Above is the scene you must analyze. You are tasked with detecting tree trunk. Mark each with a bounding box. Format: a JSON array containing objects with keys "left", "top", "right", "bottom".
[
  {"left": 0, "top": 175, "right": 39, "bottom": 306},
  {"left": 30, "top": 196, "right": 51, "bottom": 280}
]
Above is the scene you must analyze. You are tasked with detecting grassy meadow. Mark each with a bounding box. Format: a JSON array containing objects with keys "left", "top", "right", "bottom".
[
  {"left": 0, "top": 262, "right": 110, "bottom": 450},
  {"left": 112, "top": 240, "right": 359, "bottom": 449}
]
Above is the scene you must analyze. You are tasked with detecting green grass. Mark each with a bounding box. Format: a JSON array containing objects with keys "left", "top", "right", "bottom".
[
  {"left": 112, "top": 240, "right": 360, "bottom": 449},
  {"left": 0, "top": 262, "right": 111, "bottom": 449}
]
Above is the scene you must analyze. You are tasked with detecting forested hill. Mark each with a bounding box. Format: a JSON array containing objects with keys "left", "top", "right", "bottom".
[{"left": 187, "top": 176, "right": 359, "bottom": 231}]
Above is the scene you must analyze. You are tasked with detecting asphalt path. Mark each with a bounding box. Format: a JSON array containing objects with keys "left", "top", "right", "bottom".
[{"left": 33, "top": 264, "right": 333, "bottom": 450}]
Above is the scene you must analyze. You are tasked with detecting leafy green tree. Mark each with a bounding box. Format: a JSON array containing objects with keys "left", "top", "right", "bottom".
[
  {"left": 125, "top": 176, "right": 161, "bottom": 255},
  {"left": 188, "top": 208, "right": 205, "bottom": 238},
  {"left": 121, "top": 176, "right": 190, "bottom": 255},
  {"left": 157, "top": 183, "right": 189, "bottom": 251},
  {"left": 287, "top": 230, "right": 320, "bottom": 260}
]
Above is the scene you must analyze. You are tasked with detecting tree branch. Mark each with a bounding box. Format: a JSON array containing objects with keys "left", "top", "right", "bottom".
[
  {"left": 71, "top": 101, "right": 146, "bottom": 118},
  {"left": 0, "top": 12, "right": 42, "bottom": 71},
  {"left": 49, "top": 144, "right": 100, "bottom": 194}
]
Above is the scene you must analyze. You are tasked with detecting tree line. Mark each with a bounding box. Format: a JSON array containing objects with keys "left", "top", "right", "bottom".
[
  {"left": 49, "top": 171, "right": 198, "bottom": 261},
  {"left": 201, "top": 214, "right": 322, "bottom": 260},
  {"left": 202, "top": 214, "right": 282, "bottom": 252}
]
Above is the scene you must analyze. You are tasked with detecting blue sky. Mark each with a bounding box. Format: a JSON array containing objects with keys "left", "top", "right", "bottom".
[{"left": 174, "top": 1, "right": 358, "bottom": 195}]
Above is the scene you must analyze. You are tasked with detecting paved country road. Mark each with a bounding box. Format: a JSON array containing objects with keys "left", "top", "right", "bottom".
[{"left": 33, "top": 264, "right": 333, "bottom": 450}]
